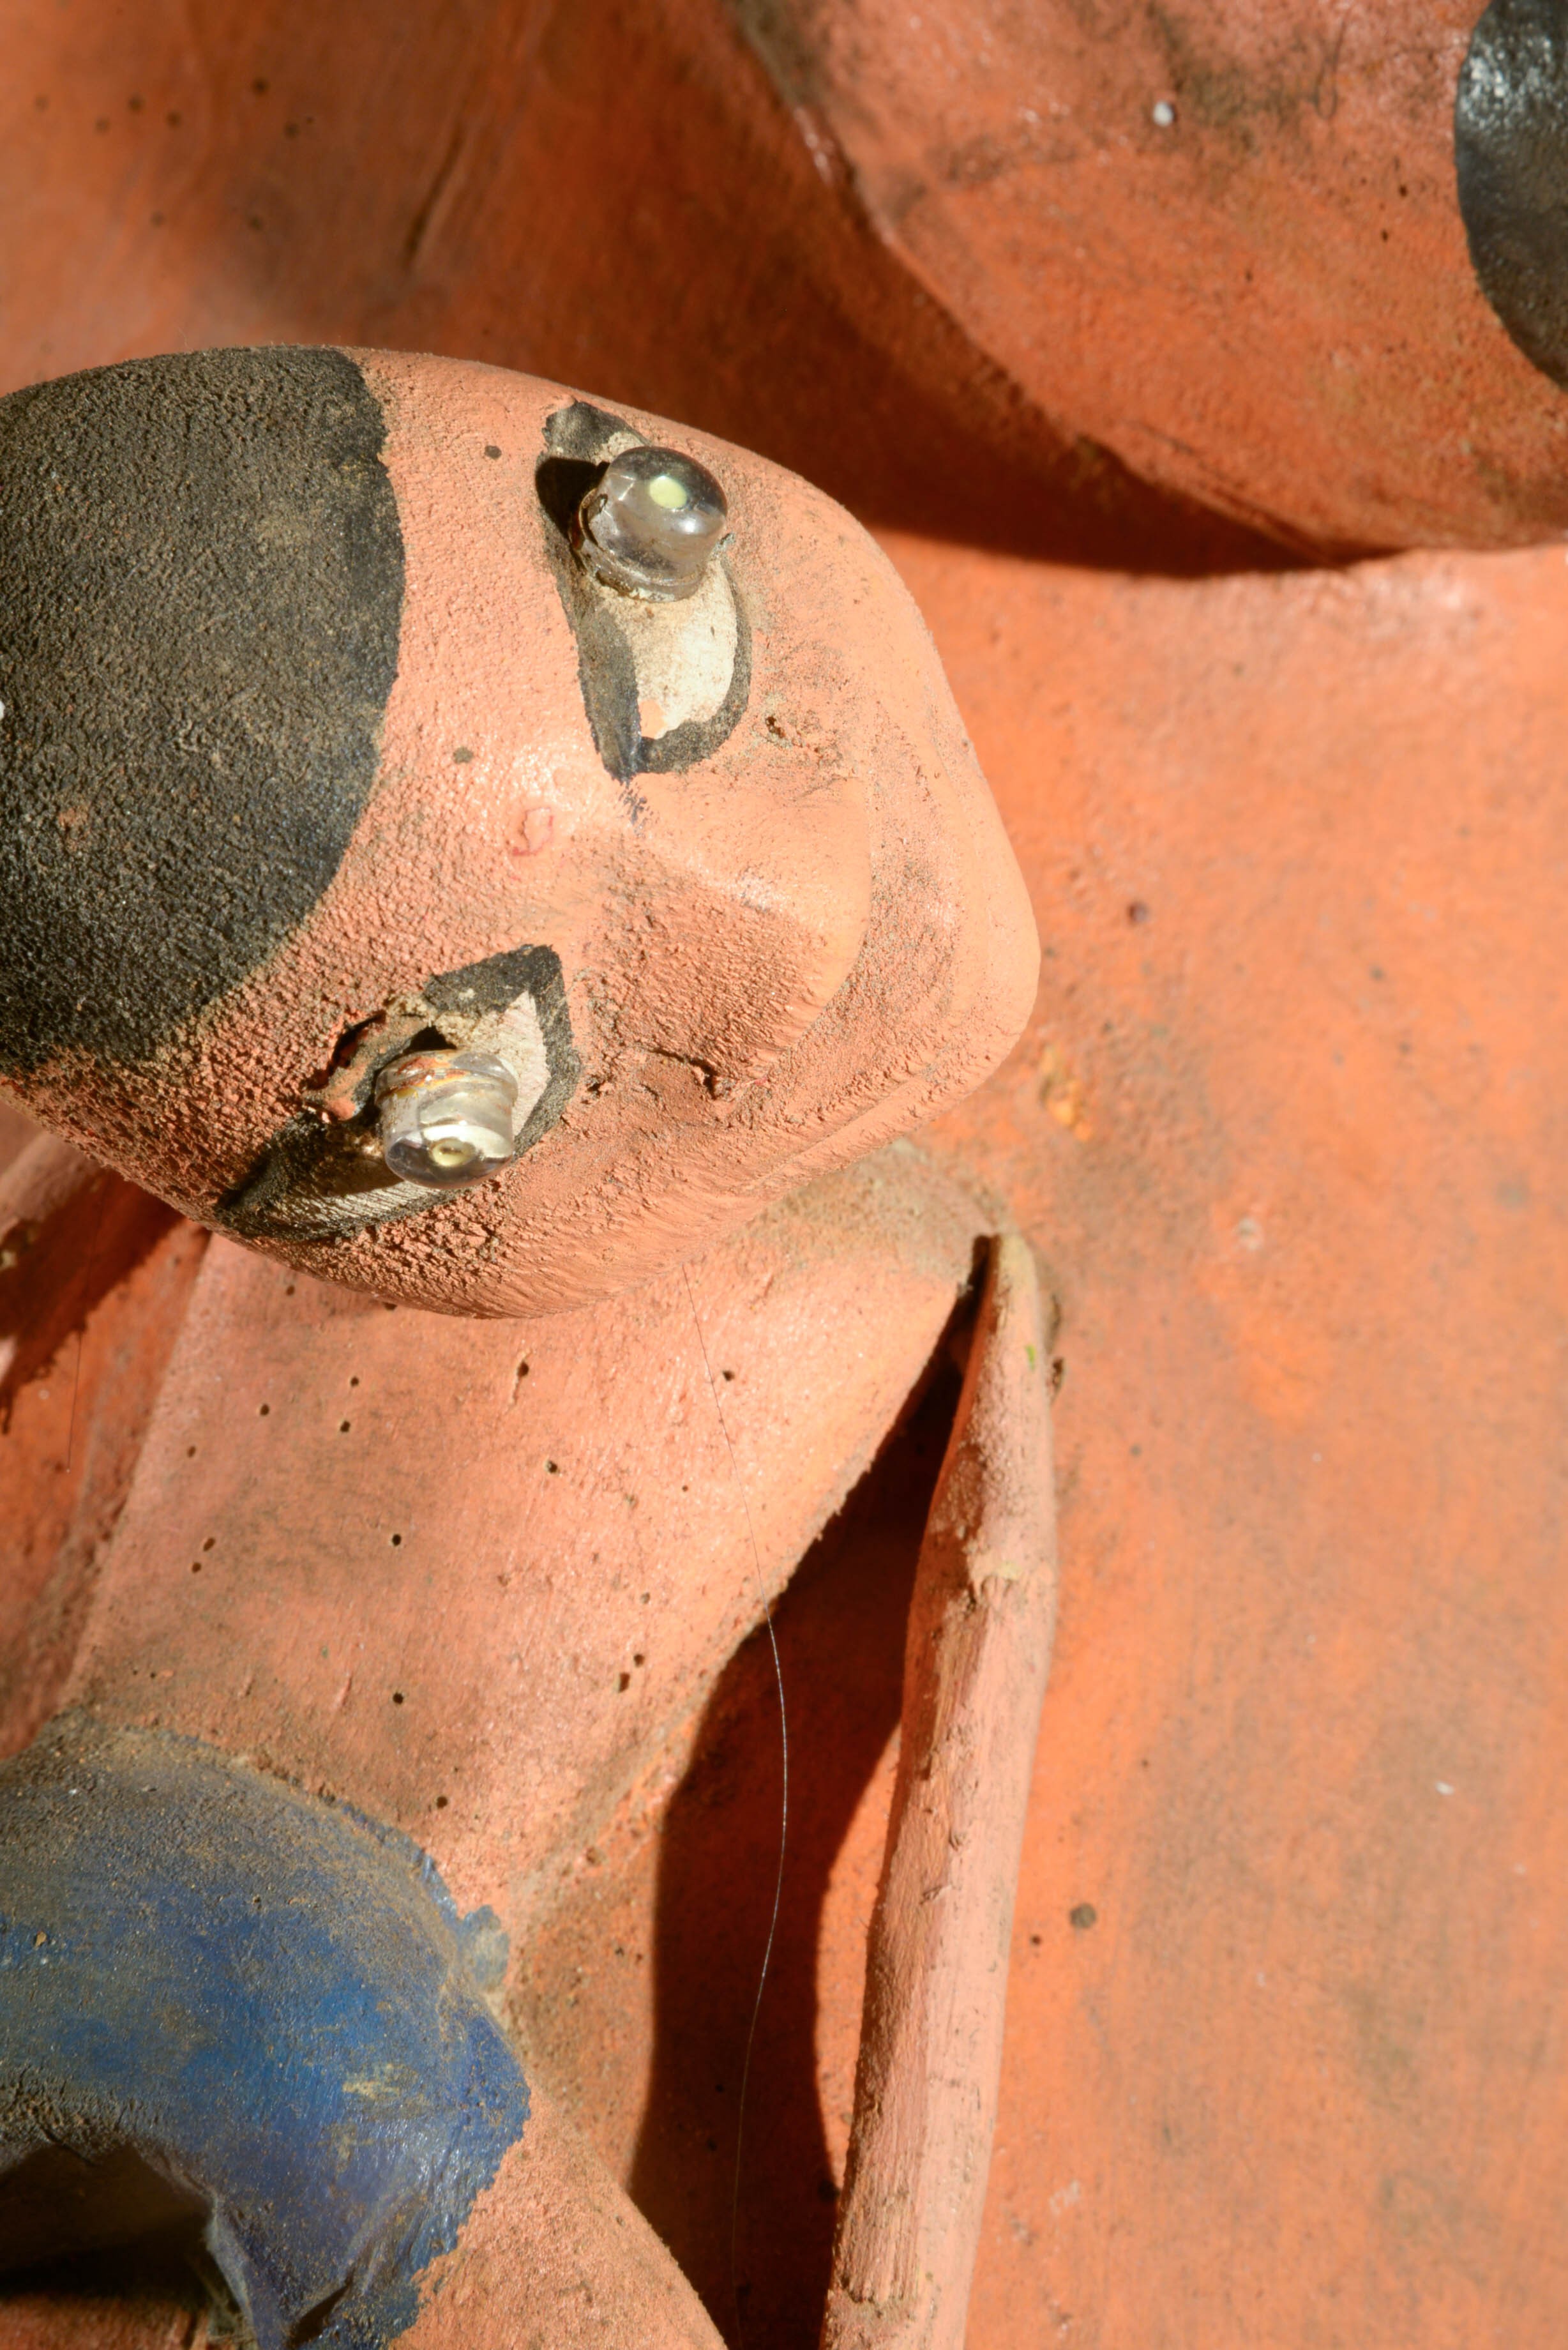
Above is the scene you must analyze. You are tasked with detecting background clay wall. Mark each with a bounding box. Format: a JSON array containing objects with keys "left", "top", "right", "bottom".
[{"left": 1, "top": 3, "right": 1564, "bottom": 2345}]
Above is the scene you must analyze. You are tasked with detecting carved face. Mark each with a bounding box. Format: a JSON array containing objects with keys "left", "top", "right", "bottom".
[{"left": 0, "top": 347, "right": 1036, "bottom": 1313}]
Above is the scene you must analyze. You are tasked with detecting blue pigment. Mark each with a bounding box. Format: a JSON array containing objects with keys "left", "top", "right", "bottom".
[{"left": 0, "top": 1715, "right": 528, "bottom": 2347}]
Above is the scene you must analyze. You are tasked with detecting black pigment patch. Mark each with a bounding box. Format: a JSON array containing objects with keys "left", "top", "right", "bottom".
[
  {"left": 0, "top": 346, "right": 404, "bottom": 1075},
  {"left": 1456, "top": 0, "right": 1568, "bottom": 388},
  {"left": 538, "top": 400, "right": 751, "bottom": 791}
]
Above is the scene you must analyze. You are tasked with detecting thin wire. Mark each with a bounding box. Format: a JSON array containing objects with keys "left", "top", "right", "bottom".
[{"left": 681, "top": 1259, "right": 788, "bottom": 2348}]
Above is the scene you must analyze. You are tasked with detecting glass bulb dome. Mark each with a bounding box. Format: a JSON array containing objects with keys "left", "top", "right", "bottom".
[
  {"left": 375, "top": 1050, "right": 519, "bottom": 1192},
  {"left": 575, "top": 445, "right": 728, "bottom": 602}
]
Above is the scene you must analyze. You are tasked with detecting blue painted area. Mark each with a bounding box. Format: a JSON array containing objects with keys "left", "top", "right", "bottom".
[{"left": 0, "top": 1715, "right": 528, "bottom": 2347}]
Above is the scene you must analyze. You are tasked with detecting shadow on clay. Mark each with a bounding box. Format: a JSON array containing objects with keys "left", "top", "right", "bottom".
[
  {"left": 0, "top": 1164, "right": 177, "bottom": 1433},
  {"left": 627, "top": 1350, "right": 965, "bottom": 2349}
]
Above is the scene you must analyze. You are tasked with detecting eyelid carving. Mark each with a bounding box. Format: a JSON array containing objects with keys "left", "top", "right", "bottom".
[{"left": 535, "top": 402, "right": 752, "bottom": 800}]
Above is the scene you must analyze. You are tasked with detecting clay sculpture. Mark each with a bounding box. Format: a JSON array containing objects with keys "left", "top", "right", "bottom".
[
  {"left": 0, "top": 346, "right": 1049, "bottom": 2348},
  {"left": 5, "top": 4, "right": 1567, "bottom": 2344}
]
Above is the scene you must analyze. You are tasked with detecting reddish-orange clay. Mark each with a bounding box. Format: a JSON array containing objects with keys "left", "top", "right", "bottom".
[
  {"left": 1, "top": 3, "right": 1567, "bottom": 2349},
  {"left": 0, "top": 350, "right": 1034, "bottom": 1317}
]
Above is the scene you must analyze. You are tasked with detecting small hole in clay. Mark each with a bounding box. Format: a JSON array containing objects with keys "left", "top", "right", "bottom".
[
  {"left": 258, "top": 1404, "right": 270, "bottom": 1417},
  {"left": 435, "top": 1794, "right": 449, "bottom": 1807},
  {"left": 339, "top": 1420, "right": 351, "bottom": 1434},
  {"left": 389, "top": 1533, "right": 403, "bottom": 1547},
  {"left": 617, "top": 1672, "right": 631, "bottom": 1693},
  {"left": 392, "top": 1691, "right": 405, "bottom": 1705}
]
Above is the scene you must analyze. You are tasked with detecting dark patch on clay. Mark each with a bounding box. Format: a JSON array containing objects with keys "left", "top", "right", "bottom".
[
  {"left": 538, "top": 402, "right": 751, "bottom": 791},
  {"left": 222, "top": 943, "right": 579, "bottom": 1241},
  {"left": 421, "top": 943, "right": 580, "bottom": 1158},
  {"left": 1456, "top": 0, "right": 1568, "bottom": 389},
  {"left": 0, "top": 1715, "right": 524, "bottom": 2349},
  {"left": 0, "top": 347, "right": 404, "bottom": 1077},
  {"left": 728, "top": 0, "right": 828, "bottom": 113}
]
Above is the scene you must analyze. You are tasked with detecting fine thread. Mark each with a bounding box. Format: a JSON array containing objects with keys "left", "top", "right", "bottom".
[{"left": 682, "top": 1259, "right": 788, "bottom": 2348}]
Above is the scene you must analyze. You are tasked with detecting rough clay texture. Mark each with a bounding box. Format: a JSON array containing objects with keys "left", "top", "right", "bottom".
[
  {"left": 0, "top": 1125, "right": 204, "bottom": 1761},
  {"left": 0, "top": 348, "right": 1036, "bottom": 1318},
  {"left": 1455, "top": 0, "right": 1568, "bottom": 390},
  {"left": 0, "top": 347, "right": 403, "bottom": 1072},
  {"left": 0, "top": 0, "right": 1301, "bottom": 574},
  {"left": 490, "top": 534, "right": 1568, "bottom": 2350},
  {"left": 47, "top": 1144, "right": 984, "bottom": 1941},
  {"left": 402, "top": 2086, "right": 726, "bottom": 2350},
  {"left": 3, "top": 3, "right": 1562, "bottom": 556},
  {"left": 0, "top": 1139, "right": 983, "bottom": 2339},
  {"left": 893, "top": 531, "right": 1568, "bottom": 2350},
  {"left": 0, "top": 10, "right": 1565, "bottom": 2350},
  {"left": 732, "top": 0, "right": 1568, "bottom": 553},
  {"left": 825, "top": 1234, "right": 1056, "bottom": 2350}
]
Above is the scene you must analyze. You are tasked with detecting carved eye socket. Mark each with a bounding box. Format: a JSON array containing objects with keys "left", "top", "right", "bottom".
[{"left": 575, "top": 445, "right": 728, "bottom": 602}]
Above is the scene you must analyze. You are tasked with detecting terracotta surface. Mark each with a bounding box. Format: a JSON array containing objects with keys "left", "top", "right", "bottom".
[
  {"left": 736, "top": 0, "right": 1568, "bottom": 553},
  {"left": 1, "top": 3, "right": 1566, "bottom": 2347},
  {"left": 0, "top": 1141, "right": 990, "bottom": 2345},
  {"left": 400, "top": 2084, "right": 726, "bottom": 2349},
  {"left": 899, "top": 531, "right": 1568, "bottom": 2350},
  {"left": 515, "top": 531, "right": 1568, "bottom": 2350},
  {"left": 4, "top": 2, "right": 1568, "bottom": 560},
  {"left": 0, "top": 1131, "right": 203, "bottom": 1758},
  {"left": 1, "top": 349, "right": 1035, "bottom": 1317},
  {"left": 825, "top": 1234, "right": 1055, "bottom": 2350},
  {"left": 55, "top": 1142, "right": 984, "bottom": 1953}
]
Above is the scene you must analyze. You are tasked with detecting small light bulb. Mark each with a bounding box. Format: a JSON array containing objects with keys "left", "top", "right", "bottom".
[
  {"left": 574, "top": 444, "right": 728, "bottom": 602},
  {"left": 428, "top": 1137, "right": 477, "bottom": 1171},
  {"left": 375, "top": 1050, "right": 519, "bottom": 1191}
]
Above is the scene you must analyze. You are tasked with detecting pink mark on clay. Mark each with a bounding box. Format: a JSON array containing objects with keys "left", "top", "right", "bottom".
[{"left": 511, "top": 805, "right": 555, "bottom": 856}]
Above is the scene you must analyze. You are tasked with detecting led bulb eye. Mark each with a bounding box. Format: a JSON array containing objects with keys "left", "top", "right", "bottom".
[
  {"left": 574, "top": 444, "right": 728, "bottom": 602},
  {"left": 375, "top": 1050, "right": 519, "bottom": 1192},
  {"left": 426, "top": 1135, "right": 478, "bottom": 1172}
]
